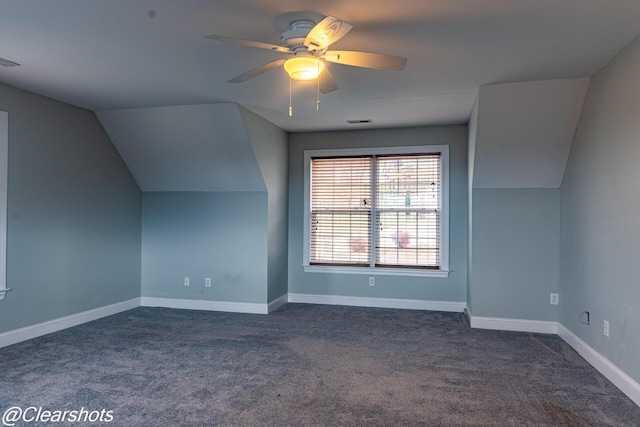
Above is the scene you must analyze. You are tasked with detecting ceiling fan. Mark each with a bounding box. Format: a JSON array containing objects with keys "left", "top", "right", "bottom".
[{"left": 204, "top": 15, "right": 407, "bottom": 95}]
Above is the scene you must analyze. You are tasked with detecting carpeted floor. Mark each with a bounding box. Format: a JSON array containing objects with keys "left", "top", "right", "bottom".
[{"left": 1, "top": 304, "right": 639, "bottom": 426}]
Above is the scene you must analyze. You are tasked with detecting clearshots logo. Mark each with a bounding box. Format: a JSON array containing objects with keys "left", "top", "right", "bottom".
[{"left": 2, "top": 406, "right": 113, "bottom": 426}]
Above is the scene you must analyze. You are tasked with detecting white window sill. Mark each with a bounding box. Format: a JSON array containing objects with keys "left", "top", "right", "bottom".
[{"left": 303, "top": 265, "right": 450, "bottom": 278}]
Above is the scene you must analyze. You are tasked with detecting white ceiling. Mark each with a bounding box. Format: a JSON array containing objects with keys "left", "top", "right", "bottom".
[{"left": 1, "top": 0, "right": 640, "bottom": 132}]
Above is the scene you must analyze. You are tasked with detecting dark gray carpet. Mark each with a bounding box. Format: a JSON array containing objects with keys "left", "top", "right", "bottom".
[{"left": 1, "top": 304, "right": 639, "bottom": 426}]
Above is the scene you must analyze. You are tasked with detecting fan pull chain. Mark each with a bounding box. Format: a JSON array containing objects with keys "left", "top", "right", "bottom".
[{"left": 288, "top": 76, "right": 293, "bottom": 117}]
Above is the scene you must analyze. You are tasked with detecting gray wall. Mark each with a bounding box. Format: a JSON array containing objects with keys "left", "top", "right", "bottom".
[
  {"left": 0, "top": 83, "right": 141, "bottom": 333},
  {"left": 560, "top": 35, "right": 640, "bottom": 383},
  {"left": 239, "top": 108, "right": 288, "bottom": 303},
  {"left": 288, "top": 126, "right": 467, "bottom": 303},
  {"left": 470, "top": 188, "right": 559, "bottom": 320},
  {"left": 139, "top": 108, "right": 287, "bottom": 306},
  {"left": 141, "top": 192, "right": 268, "bottom": 304}
]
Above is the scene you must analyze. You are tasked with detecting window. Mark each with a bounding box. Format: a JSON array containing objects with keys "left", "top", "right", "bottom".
[{"left": 304, "top": 145, "right": 449, "bottom": 277}]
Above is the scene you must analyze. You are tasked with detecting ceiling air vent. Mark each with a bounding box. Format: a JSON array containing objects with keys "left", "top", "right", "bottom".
[
  {"left": 0, "top": 57, "right": 20, "bottom": 67},
  {"left": 347, "top": 119, "right": 372, "bottom": 124}
]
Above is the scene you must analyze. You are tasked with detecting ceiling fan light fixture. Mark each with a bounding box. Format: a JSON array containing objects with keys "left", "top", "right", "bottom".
[{"left": 284, "top": 57, "right": 324, "bottom": 80}]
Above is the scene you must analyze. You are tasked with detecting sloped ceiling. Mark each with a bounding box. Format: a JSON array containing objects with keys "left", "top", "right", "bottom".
[
  {"left": 97, "top": 103, "right": 265, "bottom": 192},
  {"left": 1, "top": 1, "right": 640, "bottom": 132},
  {"left": 101, "top": 79, "right": 591, "bottom": 192},
  {"left": 2, "top": 2, "right": 637, "bottom": 192},
  {"left": 471, "top": 78, "right": 590, "bottom": 189}
]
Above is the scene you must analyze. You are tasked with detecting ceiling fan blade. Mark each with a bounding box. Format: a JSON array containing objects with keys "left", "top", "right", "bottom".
[
  {"left": 319, "top": 67, "right": 339, "bottom": 94},
  {"left": 0, "top": 56, "right": 20, "bottom": 67},
  {"left": 304, "top": 16, "right": 353, "bottom": 51},
  {"left": 228, "top": 59, "right": 287, "bottom": 83},
  {"left": 204, "top": 34, "right": 290, "bottom": 53},
  {"left": 324, "top": 50, "right": 407, "bottom": 70}
]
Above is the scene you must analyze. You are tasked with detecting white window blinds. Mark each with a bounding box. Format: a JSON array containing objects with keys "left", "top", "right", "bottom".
[
  {"left": 309, "top": 153, "right": 442, "bottom": 270},
  {"left": 310, "top": 157, "right": 371, "bottom": 266},
  {"left": 376, "top": 155, "right": 441, "bottom": 269}
]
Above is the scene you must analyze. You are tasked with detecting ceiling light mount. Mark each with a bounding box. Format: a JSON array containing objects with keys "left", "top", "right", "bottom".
[{"left": 280, "top": 20, "right": 316, "bottom": 49}]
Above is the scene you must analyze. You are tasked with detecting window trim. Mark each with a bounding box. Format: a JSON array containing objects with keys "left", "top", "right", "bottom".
[
  {"left": 0, "top": 111, "right": 9, "bottom": 300},
  {"left": 303, "top": 145, "right": 450, "bottom": 278}
]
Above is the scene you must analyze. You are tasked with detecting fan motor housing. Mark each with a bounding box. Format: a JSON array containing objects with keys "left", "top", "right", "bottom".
[{"left": 279, "top": 20, "right": 315, "bottom": 50}]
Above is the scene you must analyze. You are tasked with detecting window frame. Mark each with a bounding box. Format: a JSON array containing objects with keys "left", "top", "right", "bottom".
[
  {"left": 0, "top": 111, "right": 8, "bottom": 300},
  {"left": 303, "top": 145, "right": 450, "bottom": 278}
]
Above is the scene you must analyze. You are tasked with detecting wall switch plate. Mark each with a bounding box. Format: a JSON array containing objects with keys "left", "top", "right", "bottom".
[
  {"left": 184, "top": 276, "right": 190, "bottom": 287},
  {"left": 369, "top": 277, "right": 375, "bottom": 287},
  {"left": 550, "top": 293, "right": 559, "bottom": 305},
  {"left": 205, "top": 277, "right": 211, "bottom": 288},
  {"left": 604, "top": 320, "right": 609, "bottom": 337}
]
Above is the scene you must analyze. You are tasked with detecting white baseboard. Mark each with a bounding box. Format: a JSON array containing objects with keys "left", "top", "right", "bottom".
[
  {"left": 468, "top": 311, "right": 639, "bottom": 407},
  {"left": 558, "top": 323, "right": 640, "bottom": 407},
  {"left": 288, "top": 293, "right": 466, "bottom": 312},
  {"left": 268, "top": 294, "right": 289, "bottom": 313},
  {"left": 470, "top": 314, "right": 558, "bottom": 334},
  {"left": 0, "top": 298, "right": 140, "bottom": 349},
  {"left": 2, "top": 295, "right": 637, "bottom": 408},
  {"left": 140, "top": 297, "right": 268, "bottom": 314},
  {"left": 463, "top": 306, "right": 472, "bottom": 324}
]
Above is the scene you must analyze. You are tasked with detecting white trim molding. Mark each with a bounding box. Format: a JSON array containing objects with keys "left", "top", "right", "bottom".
[
  {"left": 470, "top": 315, "right": 558, "bottom": 334},
  {"left": 558, "top": 323, "right": 640, "bottom": 407},
  {"left": 302, "top": 265, "right": 450, "bottom": 278},
  {"left": 303, "top": 145, "right": 450, "bottom": 276},
  {"left": 0, "top": 111, "right": 8, "bottom": 299},
  {"left": 467, "top": 310, "right": 640, "bottom": 407},
  {"left": 140, "top": 297, "right": 268, "bottom": 315},
  {"left": 288, "top": 293, "right": 466, "bottom": 312},
  {"left": 268, "top": 294, "right": 289, "bottom": 313},
  {"left": 1, "top": 295, "right": 637, "bottom": 408},
  {"left": 0, "top": 298, "right": 140, "bottom": 349}
]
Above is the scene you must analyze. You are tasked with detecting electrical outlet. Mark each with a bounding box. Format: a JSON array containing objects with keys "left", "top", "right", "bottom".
[
  {"left": 550, "top": 293, "right": 558, "bottom": 305},
  {"left": 604, "top": 320, "right": 609, "bottom": 338},
  {"left": 369, "top": 277, "right": 375, "bottom": 287},
  {"left": 184, "top": 276, "right": 190, "bottom": 287},
  {"left": 205, "top": 277, "right": 211, "bottom": 288}
]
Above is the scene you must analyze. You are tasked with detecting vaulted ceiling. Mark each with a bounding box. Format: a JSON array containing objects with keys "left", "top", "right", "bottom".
[{"left": 1, "top": 1, "right": 639, "bottom": 132}]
